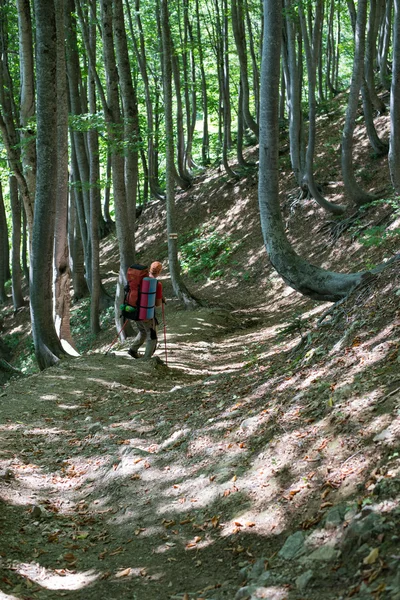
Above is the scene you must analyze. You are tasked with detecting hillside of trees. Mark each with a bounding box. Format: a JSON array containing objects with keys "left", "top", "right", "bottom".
[{"left": 1, "top": 0, "right": 400, "bottom": 598}]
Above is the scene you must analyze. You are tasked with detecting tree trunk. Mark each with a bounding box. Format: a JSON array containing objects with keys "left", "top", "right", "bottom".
[
  {"left": 195, "top": 0, "right": 210, "bottom": 165},
  {"left": 378, "top": 0, "right": 393, "bottom": 90},
  {"left": 113, "top": 0, "right": 140, "bottom": 239},
  {"left": 30, "top": 0, "right": 68, "bottom": 369},
  {"left": 127, "top": 0, "right": 164, "bottom": 200},
  {"left": 88, "top": 11, "right": 101, "bottom": 334},
  {"left": 231, "top": 0, "right": 259, "bottom": 138},
  {"left": 160, "top": 0, "right": 198, "bottom": 309},
  {"left": 299, "top": 0, "right": 346, "bottom": 215},
  {"left": 283, "top": 0, "right": 305, "bottom": 188},
  {"left": 259, "top": 0, "right": 366, "bottom": 302},
  {"left": 54, "top": 0, "right": 76, "bottom": 353},
  {"left": 9, "top": 176, "right": 24, "bottom": 309},
  {"left": 16, "top": 0, "right": 36, "bottom": 204},
  {"left": 342, "top": 0, "right": 376, "bottom": 206},
  {"left": 389, "top": 0, "right": 400, "bottom": 193},
  {"left": 365, "top": 0, "right": 387, "bottom": 113},
  {"left": 0, "top": 182, "right": 8, "bottom": 304}
]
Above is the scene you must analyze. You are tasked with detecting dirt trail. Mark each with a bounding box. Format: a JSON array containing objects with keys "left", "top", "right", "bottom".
[{"left": 1, "top": 289, "right": 400, "bottom": 600}]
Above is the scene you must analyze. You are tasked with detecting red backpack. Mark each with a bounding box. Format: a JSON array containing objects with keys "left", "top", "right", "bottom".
[{"left": 121, "top": 264, "right": 149, "bottom": 320}]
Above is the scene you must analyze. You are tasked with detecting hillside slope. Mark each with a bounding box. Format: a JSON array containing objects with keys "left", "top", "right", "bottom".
[{"left": 1, "top": 109, "right": 400, "bottom": 599}]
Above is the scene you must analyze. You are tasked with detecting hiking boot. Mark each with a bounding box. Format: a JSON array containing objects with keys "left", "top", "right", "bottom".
[{"left": 128, "top": 348, "right": 139, "bottom": 359}]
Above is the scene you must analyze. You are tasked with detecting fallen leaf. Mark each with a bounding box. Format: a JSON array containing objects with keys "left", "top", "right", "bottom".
[
  {"left": 163, "top": 519, "right": 176, "bottom": 528},
  {"left": 363, "top": 547, "right": 379, "bottom": 565},
  {"left": 115, "top": 568, "right": 131, "bottom": 578},
  {"left": 211, "top": 516, "right": 220, "bottom": 528}
]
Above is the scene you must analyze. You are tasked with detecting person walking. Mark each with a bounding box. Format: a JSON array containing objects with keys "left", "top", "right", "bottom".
[{"left": 128, "top": 261, "right": 164, "bottom": 359}]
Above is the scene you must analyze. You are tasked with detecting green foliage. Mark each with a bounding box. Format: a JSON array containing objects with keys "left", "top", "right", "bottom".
[
  {"left": 179, "top": 225, "right": 239, "bottom": 280},
  {"left": 352, "top": 197, "right": 400, "bottom": 250}
]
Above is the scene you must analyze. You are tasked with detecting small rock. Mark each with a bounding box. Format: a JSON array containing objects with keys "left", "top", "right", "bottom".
[
  {"left": 296, "top": 569, "right": 314, "bottom": 593},
  {"left": 278, "top": 531, "right": 305, "bottom": 560},
  {"left": 31, "top": 505, "right": 42, "bottom": 519},
  {"left": 373, "top": 429, "right": 394, "bottom": 443},
  {"left": 87, "top": 423, "right": 102, "bottom": 434},
  {"left": 235, "top": 585, "right": 258, "bottom": 599},
  {"left": 324, "top": 506, "right": 345, "bottom": 529},
  {"left": 304, "top": 544, "right": 337, "bottom": 562},
  {"left": 248, "top": 558, "right": 267, "bottom": 581}
]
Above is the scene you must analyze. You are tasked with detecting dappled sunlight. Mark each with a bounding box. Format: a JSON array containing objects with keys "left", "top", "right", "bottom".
[{"left": 15, "top": 563, "right": 99, "bottom": 590}]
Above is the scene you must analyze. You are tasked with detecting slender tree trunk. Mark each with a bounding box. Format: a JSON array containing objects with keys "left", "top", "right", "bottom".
[
  {"left": 127, "top": 0, "right": 164, "bottom": 200},
  {"left": 283, "top": 0, "right": 305, "bottom": 188},
  {"left": 259, "top": 0, "right": 366, "bottom": 302},
  {"left": 231, "top": 0, "right": 259, "bottom": 138},
  {"left": 299, "top": 0, "right": 346, "bottom": 215},
  {"left": 0, "top": 182, "right": 8, "bottom": 304},
  {"left": 195, "top": 0, "right": 210, "bottom": 165},
  {"left": 365, "top": 0, "right": 386, "bottom": 113},
  {"left": 389, "top": 0, "right": 400, "bottom": 193},
  {"left": 160, "top": 0, "right": 197, "bottom": 309},
  {"left": 342, "top": 0, "right": 376, "bottom": 206},
  {"left": 30, "top": 0, "right": 67, "bottom": 369},
  {"left": 16, "top": 0, "right": 36, "bottom": 204},
  {"left": 378, "top": 0, "right": 393, "bottom": 90},
  {"left": 9, "top": 176, "right": 24, "bottom": 309},
  {"left": 54, "top": 0, "right": 76, "bottom": 352},
  {"left": 113, "top": 0, "right": 140, "bottom": 239}
]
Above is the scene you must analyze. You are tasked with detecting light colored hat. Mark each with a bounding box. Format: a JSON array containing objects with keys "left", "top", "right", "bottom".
[{"left": 149, "top": 261, "right": 162, "bottom": 276}]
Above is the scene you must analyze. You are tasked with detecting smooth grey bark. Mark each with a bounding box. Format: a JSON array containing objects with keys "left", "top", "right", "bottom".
[
  {"left": 126, "top": 0, "right": 164, "bottom": 200},
  {"left": 113, "top": 0, "right": 140, "bottom": 238},
  {"left": 9, "top": 176, "right": 24, "bottom": 309},
  {"left": 244, "top": 0, "right": 260, "bottom": 123},
  {"left": 347, "top": 0, "right": 388, "bottom": 156},
  {"left": 299, "top": 0, "right": 346, "bottom": 215},
  {"left": 16, "top": 0, "right": 36, "bottom": 204},
  {"left": 283, "top": 0, "right": 305, "bottom": 188},
  {"left": 195, "top": 0, "right": 210, "bottom": 165},
  {"left": 54, "top": 0, "right": 75, "bottom": 352},
  {"left": 361, "top": 80, "right": 389, "bottom": 155},
  {"left": 378, "top": 0, "right": 393, "bottom": 90},
  {"left": 365, "top": 0, "right": 386, "bottom": 113},
  {"left": 389, "top": 0, "right": 400, "bottom": 193},
  {"left": 68, "top": 189, "right": 89, "bottom": 301},
  {"left": 30, "top": 0, "right": 67, "bottom": 369},
  {"left": 259, "top": 0, "right": 366, "bottom": 302},
  {"left": 231, "top": 0, "right": 259, "bottom": 138},
  {"left": 342, "top": 0, "right": 376, "bottom": 206},
  {"left": 160, "top": 0, "right": 197, "bottom": 309},
  {"left": 87, "top": 11, "right": 101, "bottom": 334},
  {"left": 0, "top": 0, "right": 34, "bottom": 240},
  {"left": 0, "top": 182, "right": 8, "bottom": 303}
]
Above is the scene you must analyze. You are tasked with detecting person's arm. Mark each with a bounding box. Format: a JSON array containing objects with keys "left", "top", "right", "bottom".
[{"left": 155, "top": 281, "right": 163, "bottom": 307}]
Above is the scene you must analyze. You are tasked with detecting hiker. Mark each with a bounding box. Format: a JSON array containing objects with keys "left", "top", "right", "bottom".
[{"left": 128, "top": 261, "right": 164, "bottom": 359}]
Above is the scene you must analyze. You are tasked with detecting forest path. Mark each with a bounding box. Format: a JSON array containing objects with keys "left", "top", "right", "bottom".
[
  {"left": 0, "top": 305, "right": 292, "bottom": 600},
  {"left": 1, "top": 294, "right": 400, "bottom": 600}
]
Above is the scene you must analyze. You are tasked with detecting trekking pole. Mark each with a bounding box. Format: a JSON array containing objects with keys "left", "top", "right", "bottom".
[
  {"left": 162, "top": 301, "right": 168, "bottom": 365},
  {"left": 105, "top": 319, "right": 130, "bottom": 355}
]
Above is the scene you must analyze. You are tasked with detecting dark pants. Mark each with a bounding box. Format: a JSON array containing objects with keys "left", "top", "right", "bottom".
[{"left": 130, "top": 319, "right": 157, "bottom": 358}]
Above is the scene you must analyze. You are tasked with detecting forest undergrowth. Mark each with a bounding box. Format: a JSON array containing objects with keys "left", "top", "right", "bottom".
[{"left": 1, "top": 99, "right": 400, "bottom": 600}]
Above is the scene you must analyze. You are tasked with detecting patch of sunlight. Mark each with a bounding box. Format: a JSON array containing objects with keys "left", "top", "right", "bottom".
[
  {"left": 58, "top": 404, "right": 81, "bottom": 410},
  {"left": 40, "top": 394, "right": 59, "bottom": 401},
  {"left": 222, "top": 507, "right": 286, "bottom": 537},
  {"left": 60, "top": 339, "right": 80, "bottom": 356},
  {"left": 0, "top": 592, "right": 19, "bottom": 600},
  {"left": 16, "top": 563, "right": 99, "bottom": 590},
  {"left": 160, "top": 428, "right": 191, "bottom": 450}
]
